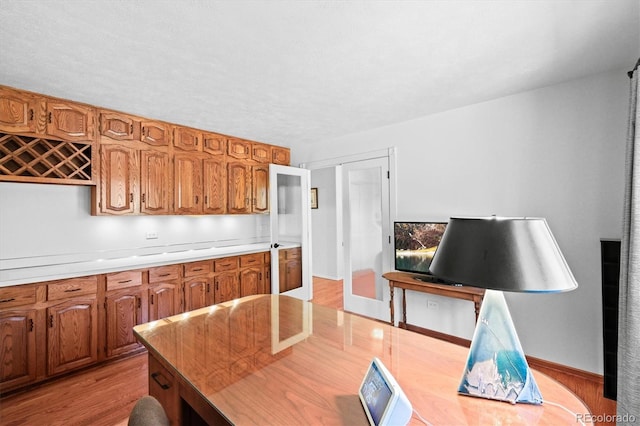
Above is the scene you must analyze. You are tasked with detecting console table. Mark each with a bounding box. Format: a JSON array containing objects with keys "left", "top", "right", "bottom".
[
  {"left": 133, "top": 294, "right": 591, "bottom": 425},
  {"left": 383, "top": 271, "right": 485, "bottom": 328}
]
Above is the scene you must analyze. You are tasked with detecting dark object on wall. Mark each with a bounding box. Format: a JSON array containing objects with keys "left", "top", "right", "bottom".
[{"left": 600, "top": 239, "right": 620, "bottom": 400}]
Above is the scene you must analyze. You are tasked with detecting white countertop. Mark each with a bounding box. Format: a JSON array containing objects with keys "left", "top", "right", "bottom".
[{"left": 0, "top": 242, "right": 274, "bottom": 287}]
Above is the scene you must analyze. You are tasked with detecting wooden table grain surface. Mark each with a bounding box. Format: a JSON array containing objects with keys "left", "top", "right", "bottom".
[{"left": 134, "top": 294, "right": 592, "bottom": 425}]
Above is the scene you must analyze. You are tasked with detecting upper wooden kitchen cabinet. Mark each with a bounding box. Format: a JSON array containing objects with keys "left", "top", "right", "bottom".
[
  {"left": 0, "top": 86, "right": 44, "bottom": 134},
  {"left": 174, "top": 151, "right": 227, "bottom": 215},
  {"left": 140, "top": 149, "right": 171, "bottom": 215},
  {"left": 46, "top": 101, "right": 96, "bottom": 142},
  {"left": 271, "top": 146, "right": 290, "bottom": 165},
  {"left": 252, "top": 164, "right": 269, "bottom": 213},
  {"left": 174, "top": 153, "right": 203, "bottom": 215},
  {"left": 0, "top": 86, "right": 96, "bottom": 141},
  {"left": 95, "top": 111, "right": 172, "bottom": 215},
  {"left": 96, "top": 143, "right": 138, "bottom": 215},
  {"left": 227, "top": 138, "right": 251, "bottom": 160},
  {"left": 174, "top": 126, "right": 202, "bottom": 152}
]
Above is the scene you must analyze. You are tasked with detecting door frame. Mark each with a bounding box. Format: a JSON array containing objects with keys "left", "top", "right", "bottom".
[
  {"left": 269, "top": 164, "right": 312, "bottom": 301},
  {"left": 301, "top": 148, "right": 397, "bottom": 318}
]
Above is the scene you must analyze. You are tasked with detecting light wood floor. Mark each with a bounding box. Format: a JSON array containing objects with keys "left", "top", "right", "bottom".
[{"left": 0, "top": 277, "right": 344, "bottom": 426}]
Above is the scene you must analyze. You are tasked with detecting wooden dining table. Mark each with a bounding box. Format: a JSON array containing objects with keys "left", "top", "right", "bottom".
[{"left": 133, "top": 294, "right": 592, "bottom": 425}]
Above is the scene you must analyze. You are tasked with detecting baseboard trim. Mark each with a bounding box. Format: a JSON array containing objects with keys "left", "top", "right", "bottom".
[{"left": 398, "top": 322, "right": 617, "bottom": 424}]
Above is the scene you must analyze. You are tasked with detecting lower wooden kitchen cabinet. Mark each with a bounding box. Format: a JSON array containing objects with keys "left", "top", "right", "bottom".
[
  {"left": 0, "top": 307, "right": 38, "bottom": 391},
  {"left": 0, "top": 250, "right": 271, "bottom": 395}
]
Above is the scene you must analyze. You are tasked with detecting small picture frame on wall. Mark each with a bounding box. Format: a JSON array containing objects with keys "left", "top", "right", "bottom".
[{"left": 311, "top": 188, "right": 318, "bottom": 209}]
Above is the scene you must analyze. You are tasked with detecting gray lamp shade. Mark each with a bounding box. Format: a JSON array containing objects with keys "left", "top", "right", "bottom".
[{"left": 429, "top": 216, "right": 578, "bottom": 293}]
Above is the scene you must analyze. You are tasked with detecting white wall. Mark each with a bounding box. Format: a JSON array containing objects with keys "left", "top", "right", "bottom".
[
  {"left": 310, "top": 167, "right": 341, "bottom": 279},
  {"left": 0, "top": 182, "right": 270, "bottom": 266},
  {"left": 293, "top": 68, "right": 629, "bottom": 374}
]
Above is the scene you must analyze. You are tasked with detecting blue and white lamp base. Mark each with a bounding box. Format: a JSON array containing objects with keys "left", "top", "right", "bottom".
[{"left": 458, "top": 289, "right": 543, "bottom": 404}]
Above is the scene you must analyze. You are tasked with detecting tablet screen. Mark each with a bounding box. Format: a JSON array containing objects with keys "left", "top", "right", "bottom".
[{"left": 360, "top": 361, "right": 393, "bottom": 425}]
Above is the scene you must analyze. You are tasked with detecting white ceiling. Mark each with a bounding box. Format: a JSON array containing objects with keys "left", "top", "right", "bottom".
[{"left": 1, "top": 1, "right": 638, "bottom": 147}]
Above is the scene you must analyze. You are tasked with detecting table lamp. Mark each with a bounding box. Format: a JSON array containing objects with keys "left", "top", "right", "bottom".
[{"left": 428, "top": 216, "right": 578, "bottom": 404}]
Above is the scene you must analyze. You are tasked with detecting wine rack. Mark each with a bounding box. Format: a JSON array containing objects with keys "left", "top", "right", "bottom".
[{"left": 0, "top": 133, "right": 94, "bottom": 184}]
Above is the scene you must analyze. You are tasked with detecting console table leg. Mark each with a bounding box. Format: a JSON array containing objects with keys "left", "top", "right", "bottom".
[
  {"left": 389, "top": 284, "right": 395, "bottom": 325},
  {"left": 401, "top": 288, "right": 407, "bottom": 328}
]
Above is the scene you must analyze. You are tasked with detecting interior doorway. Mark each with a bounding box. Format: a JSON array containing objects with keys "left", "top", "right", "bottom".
[{"left": 304, "top": 148, "right": 396, "bottom": 321}]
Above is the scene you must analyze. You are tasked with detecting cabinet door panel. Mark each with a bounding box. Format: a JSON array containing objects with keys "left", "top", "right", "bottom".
[
  {"left": 47, "top": 299, "right": 97, "bottom": 375},
  {"left": 271, "top": 146, "right": 290, "bottom": 165},
  {"left": 203, "top": 156, "right": 226, "bottom": 214},
  {"left": 140, "top": 121, "right": 170, "bottom": 146},
  {"left": 240, "top": 268, "right": 261, "bottom": 297},
  {"left": 0, "top": 309, "right": 37, "bottom": 390},
  {"left": 214, "top": 272, "right": 239, "bottom": 304},
  {"left": 46, "top": 101, "right": 95, "bottom": 141},
  {"left": 227, "top": 162, "right": 250, "bottom": 214},
  {"left": 149, "top": 284, "right": 179, "bottom": 321},
  {"left": 203, "top": 133, "right": 227, "bottom": 155},
  {"left": 0, "top": 87, "right": 41, "bottom": 134},
  {"left": 100, "top": 144, "right": 137, "bottom": 214},
  {"left": 174, "top": 155, "right": 202, "bottom": 214},
  {"left": 227, "top": 138, "right": 251, "bottom": 160},
  {"left": 174, "top": 127, "right": 201, "bottom": 151},
  {"left": 141, "top": 149, "right": 170, "bottom": 214},
  {"left": 105, "top": 291, "right": 141, "bottom": 358},
  {"left": 252, "top": 165, "right": 269, "bottom": 213},
  {"left": 100, "top": 112, "right": 135, "bottom": 140},
  {"left": 184, "top": 277, "right": 210, "bottom": 312},
  {"left": 251, "top": 143, "right": 270, "bottom": 163}
]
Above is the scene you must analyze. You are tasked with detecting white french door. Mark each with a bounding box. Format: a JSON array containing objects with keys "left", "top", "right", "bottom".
[
  {"left": 342, "top": 157, "right": 392, "bottom": 321},
  {"left": 269, "top": 164, "right": 312, "bottom": 300}
]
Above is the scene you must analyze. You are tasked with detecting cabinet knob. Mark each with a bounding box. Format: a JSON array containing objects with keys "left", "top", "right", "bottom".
[
  {"left": 49, "top": 315, "right": 54, "bottom": 328},
  {"left": 29, "top": 109, "right": 34, "bottom": 121},
  {"left": 48, "top": 111, "right": 52, "bottom": 123}
]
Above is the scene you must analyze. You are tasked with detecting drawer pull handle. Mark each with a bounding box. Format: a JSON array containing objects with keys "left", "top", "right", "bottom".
[
  {"left": 118, "top": 280, "right": 132, "bottom": 284},
  {"left": 193, "top": 268, "right": 203, "bottom": 272},
  {"left": 0, "top": 298, "right": 16, "bottom": 303},
  {"left": 158, "top": 273, "right": 170, "bottom": 277},
  {"left": 64, "top": 288, "right": 81, "bottom": 293},
  {"left": 151, "top": 372, "right": 171, "bottom": 390}
]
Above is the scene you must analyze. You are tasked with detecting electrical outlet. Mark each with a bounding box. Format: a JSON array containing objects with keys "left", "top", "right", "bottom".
[
  {"left": 427, "top": 300, "right": 439, "bottom": 310},
  {"left": 145, "top": 231, "right": 158, "bottom": 240}
]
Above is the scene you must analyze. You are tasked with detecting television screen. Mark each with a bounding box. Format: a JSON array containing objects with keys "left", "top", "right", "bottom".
[{"left": 394, "top": 222, "right": 447, "bottom": 275}]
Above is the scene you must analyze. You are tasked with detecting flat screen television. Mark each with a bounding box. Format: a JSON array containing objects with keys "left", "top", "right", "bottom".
[{"left": 394, "top": 221, "right": 447, "bottom": 281}]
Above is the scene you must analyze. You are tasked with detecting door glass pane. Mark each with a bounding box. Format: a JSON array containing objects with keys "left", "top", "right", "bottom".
[
  {"left": 277, "top": 174, "right": 303, "bottom": 294},
  {"left": 348, "top": 167, "right": 383, "bottom": 301}
]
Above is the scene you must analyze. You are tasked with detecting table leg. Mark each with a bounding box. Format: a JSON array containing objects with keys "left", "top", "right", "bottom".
[
  {"left": 389, "top": 284, "right": 395, "bottom": 325},
  {"left": 473, "top": 296, "right": 482, "bottom": 323},
  {"left": 401, "top": 288, "right": 407, "bottom": 328}
]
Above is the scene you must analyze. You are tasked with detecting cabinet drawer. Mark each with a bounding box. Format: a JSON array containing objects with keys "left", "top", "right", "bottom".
[
  {"left": 240, "top": 253, "right": 264, "bottom": 268},
  {"left": 149, "top": 265, "right": 180, "bottom": 283},
  {"left": 0, "top": 284, "right": 37, "bottom": 309},
  {"left": 214, "top": 257, "right": 238, "bottom": 272},
  {"left": 106, "top": 271, "right": 142, "bottom": 292},
  {"left": 184, "top": 261, "right": 212, "bottom": 277},
  {"left": 48, "top": 276, "right": 98, "bottom": 301}
]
